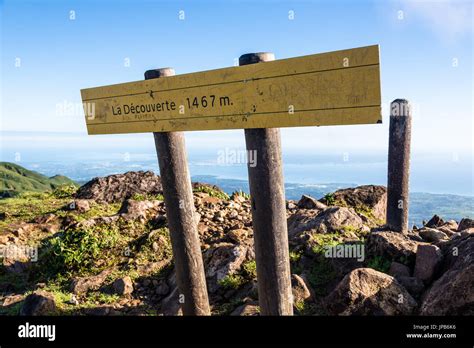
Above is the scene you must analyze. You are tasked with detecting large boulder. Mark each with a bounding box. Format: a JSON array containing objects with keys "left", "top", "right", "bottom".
[
  {"left": 413, "top": 245, "right": 442, "bottom": 284},
  {"left": 297, "top": 195, "right": 327, "bottom": 210},
  {"left": 192, "top": 182, "right": 225, "bottom": 194},
  {"left": 230, "top": 302, "right": 259, "bottom": 316},
  {"left": 389, "top": 261, "right": 410, "bottom": 278},
  {"left": 397, "top": 276, "right": 425, "bottom": 298},
  {"left": 159, "top": 272, "right": 182, "bottom": 316},
  {"left": 20, "top": 290, "right": 57, "bottom": 316},
  {"left": 82, "top": 305, "right": 122, "bottom": 316},
  {"left": 288, "top": 207, "right": 367, "bottom": 237},
  {"left": 75, "top": 171, "right": 163, "bottom": 203},
  {"left": 425, "top": 214, "right": 444, "bottom": 228},
  {"left": 113, "top": 276, "right": 134, "bottom": 296},
  {"left": 321, "top": 185, "right": 387, "bottom": 221},
  {"left": 324, "top": 268, "right": 417, "bottom": 315},
  {"left": 418, "top": 228, "right": 449, "bottom": 243},
  {"left": 287, "top": 209, "right": 320, "bottom": 238},
  {"left": 366, "top": 231, "right": 427, "bottom": 266},
  {"left": 70, "top": 269, "right": 111, "bottom": 295},
  {"left": 420, "top": 236, "right": 474, "bottom": 315},
  {"left": 63, "top": 199, "right": 91, "bottom": 213},
  {"left": 118, "top": 199, "right": 163, "bottom": 222},
  {"left": 291, "top": 274, "right": 313, "bottom": 305},
  {"left": 1, "top": 244, "right": 35, "bottom": 273},
  {"left": 204, "top": 243, "right": 251, "bottom": 293},
  {"left": 457, "top": 218, "right": 474, "bottom": 232},
  {"left": 2, "top": 294, "right": 25, "bottom": 307},
  {"left": 440, "top": 220, "right": 458, "bottom": 231}
]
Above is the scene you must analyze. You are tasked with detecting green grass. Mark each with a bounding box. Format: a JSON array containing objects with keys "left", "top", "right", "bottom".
[
  {"left": 307, "top": 258, "right": 336, "bottom": 297},
  {"left": 340, "top": 225, "right": 360, "bottom": 233},
  {"left": 231, "top": 190, "right": 250, "bottom": 200},
  {"left": 218, "top": 274, "right": 245, "bottom": 290},
  {"left": 242, "top": 260, "right": 257, "bottom": 279},
  {"left": 38, "top": 281, "right": 122, "bottom": 315},
  {"left": 366, "top": 255, "right": 391, "bottom": 274},
  {"left": 289, "top": 250, "right": 303, "bottom": 263},
  {"left": 36, "top": 222, "right": 122, "bottom": 278},
  {"left": 311, "top": 233, "right": 342, "bottom": 255},
  {"left": 217, "top": 259, "right": 257, "bottom": 291},
  {"left": 353, "top": 204, "right": 385, "bottom": 226},
  {"left": 66, "top": 201, "right": 122, "bottom": 222},
  {"left": 84, "top": 292, "right": 121, "bottom": 305},
  {"left": 133, "top": 227, "right": 173, "bottom": 264},
  {"left": 294, "top": 299, "right": 306, "bottom": 312},
  {"left": 52, "top": 184, "right": 78, "bottom": 199},
  {"left": 193, "top": 185, "right": 229, "bottom": 200},
  {"left": 0, "top": 192, "right": 70, "bottom": 231},
  {"left": 289, "top": 250, "right": 304, "bottom": 274},
  {"left": 131, "top": 193, "right": 164, "bottom": 201},
  {"left": 323, "top": 193, "right": 336, "bottom": 206},
  {"left": 0, "top": 299, "right": 24, "bottom": 315}
]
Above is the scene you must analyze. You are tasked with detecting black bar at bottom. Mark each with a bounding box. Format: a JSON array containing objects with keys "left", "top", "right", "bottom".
[{"left": 0, "top": 316, "right": 472, "bottom": 346}]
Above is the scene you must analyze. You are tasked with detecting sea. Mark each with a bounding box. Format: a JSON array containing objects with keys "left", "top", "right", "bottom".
[{"left": 1, "top": 131, "right": 472, "bottom": 227}]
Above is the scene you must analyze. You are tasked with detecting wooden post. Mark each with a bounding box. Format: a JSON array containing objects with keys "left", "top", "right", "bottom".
[
  {"left": 386, "top": 99, "right": 412, "bottom": 233},
  {"left": 145, "top": 68, "right": 210, "bottom": 315},
  {"left": 239, "top": 53, "right": 293, "bottom": 315}
]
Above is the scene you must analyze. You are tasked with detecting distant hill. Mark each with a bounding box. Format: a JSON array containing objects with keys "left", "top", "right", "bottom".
[{"left": 0, "top": 162, "right": 78, "bottom": 198}]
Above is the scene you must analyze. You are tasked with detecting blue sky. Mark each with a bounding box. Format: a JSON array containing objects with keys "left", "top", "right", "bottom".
[{"left": 1, "top": 0, "right": 472, "bottom": 157}]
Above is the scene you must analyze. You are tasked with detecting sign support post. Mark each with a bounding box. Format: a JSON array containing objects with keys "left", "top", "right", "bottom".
[
  {"left": 145, "top": 68, "right": 211, "bottom": 315},
  {"left": 239, "top": 53, "right": 294, "bottom": 316},
  {"left": 387, "top": 99, "right": 412, "bottom": 233}
]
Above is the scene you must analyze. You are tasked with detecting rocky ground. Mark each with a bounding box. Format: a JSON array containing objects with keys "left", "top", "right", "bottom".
[{"left": 0, "top": 171, "right": 472, "bottom": 316}]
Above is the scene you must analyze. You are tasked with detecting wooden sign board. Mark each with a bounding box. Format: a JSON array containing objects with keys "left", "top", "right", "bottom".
[{"left": 81, "top": 45, "right": 381, "bottom": 134}]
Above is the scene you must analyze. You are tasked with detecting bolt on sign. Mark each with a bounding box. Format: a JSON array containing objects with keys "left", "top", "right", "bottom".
[{"left": 81, "top": 45, "right": 381, "bottom": 134}]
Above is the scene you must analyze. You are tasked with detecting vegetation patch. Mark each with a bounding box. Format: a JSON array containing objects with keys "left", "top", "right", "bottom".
[
  {"left": 193, "top": 185, "right": 229, "bottom": 200},
  {"left": 133, "top": 227, "right": 173, "bottom": 264},
  {"left": 52, "top": 184, "right": 78, "bottom": 199},
  {"left": 289, "top": 250, "right": 303, "bottom": 263},
  {"left": 242, "top": 260, "right": 257, "bottom": 279},
  {"left": 307, "top": 257, "right": 336, "bottom": 297},
  {"left": 37, "top": 222, "right": 123, "bottom": 278},
  {"left": 323, "top": 193, "right": 336, "bottom": 206},
  {"left": 231, "top": 190, "right": 250, "bottom": 200},
  {"left": 0, "top": 193, "right": 69, "bottom": 231},
  {"left": 366, "top": 255, "right": 391, "bottom": 274},
  {"left": 289, "top": 249, "right": 304, "bottom": 274},
  {"left": 311, "top": 233, "right": 343, "bottom": 255},
  {"left": 218, "top": 274, "right": 245, "bottom": 290},
  {"left": 131, "top": 193, "right": 164, "bottom": 201},
  {"left": 354, "top": 204, "right": 384, "bottom": 226}
]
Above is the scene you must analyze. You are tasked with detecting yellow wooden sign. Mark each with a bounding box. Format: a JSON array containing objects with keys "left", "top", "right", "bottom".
[{"left": 81, "top": 45, "right": 381, "bottom": 134}]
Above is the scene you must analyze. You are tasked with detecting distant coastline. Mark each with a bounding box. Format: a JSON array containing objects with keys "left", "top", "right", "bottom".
[{"left": 1, "top": 161, "right": 472, "bottom": 227}]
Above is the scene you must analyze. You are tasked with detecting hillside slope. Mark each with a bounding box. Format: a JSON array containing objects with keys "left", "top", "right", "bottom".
[
  {"left": 0, "top": 170, "right": 472, "bottom": 316},
  {"left": 0, "top": 162, "right": 77, "bottom": 198}
]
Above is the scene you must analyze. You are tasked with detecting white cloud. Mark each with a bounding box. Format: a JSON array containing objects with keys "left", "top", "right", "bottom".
[{"left": 398, "top": 0, "right": 472, "bottom": 40}]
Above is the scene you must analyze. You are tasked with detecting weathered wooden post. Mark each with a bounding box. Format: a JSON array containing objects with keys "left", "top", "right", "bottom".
[
  {"left": 145, "top": 68, "right": 210, "bottom": 315},
  {"left": 239, "top": 53, "right": 294, "bottom": 315},
  {"left": 386, "top": 99, "right": 412, "bottom": 233}
]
